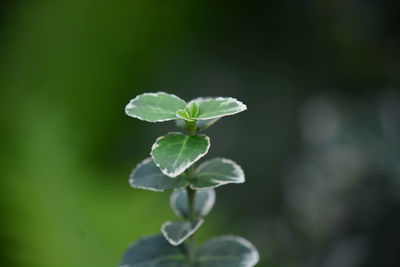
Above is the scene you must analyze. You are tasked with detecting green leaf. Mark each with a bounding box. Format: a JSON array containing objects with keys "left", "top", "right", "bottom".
[
  {"left": 190, "top": 97, "right": 246, "bottom": 121},
  {"left": 120, "top": 235, "right": 190, "bottom": 267},
  {"left": 176, "top": 109, "right": 194, "bottom": 122},
  {"left": 120, "top": 235, "right": 259, "bottom": 267},
  {"left": 170, "top": 189, "right": 215, "bottom": 219},
  {"left": 176, "top": 102, "right": 199, "bottom": 122},
  {"left": 196, "top": 236, "right": 259, "bottom": 267},
  {"left": 151, "top": 133, "right": 210, "bottom": 177},
  {"left": 161, "top": 220, "right": 203, "bottom": 246},
  {"left": 129, "top": 158, "right": 188, "bottom": 192},
  {"left": 125, "top": 92, "right": 186, "bottom": 122},
  {"left": 187, "top": 102, "right": 199, "bottom": 118},
  {"left": 191, "top": 158, "right": 245, "bottom": 189}
]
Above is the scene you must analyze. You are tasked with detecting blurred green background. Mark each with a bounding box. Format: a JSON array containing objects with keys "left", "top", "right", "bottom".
[{"left": 1, "top": 1, "right": 399, "bottom": 267}]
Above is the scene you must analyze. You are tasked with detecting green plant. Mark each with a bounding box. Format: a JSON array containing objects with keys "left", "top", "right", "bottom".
[{"left": 120, "top": 92, "right": 259, "bottom": 267}]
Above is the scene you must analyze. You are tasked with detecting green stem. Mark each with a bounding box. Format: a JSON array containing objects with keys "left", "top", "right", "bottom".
[
  {"left": 186, "top": 186, "right": 196, "bottom": 262},
  {"left": 185, "top": 120, "right": 197, "bottom": 136},
  {"left": 187, "top": 186, "right": 196, "bottom": 220},
  {"left": 184, "top": 121, "right": 197, "bottom": 262}
]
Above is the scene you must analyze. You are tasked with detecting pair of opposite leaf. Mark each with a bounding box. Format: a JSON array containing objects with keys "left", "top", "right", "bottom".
[
  {"left": 129, "top": 157, "right": 244, "bottom": 246},
  {"left": 120, "top": 235, "right": 259, "bottom": 267},
  {"left": 125, "top": 92, "right": 247, "bottom": 123},
  {"left": 125, "top": 92, "right": 247, "bottom": 178},
  {"left": 161, "top": 189, "right": 215, "bottom": 246}
]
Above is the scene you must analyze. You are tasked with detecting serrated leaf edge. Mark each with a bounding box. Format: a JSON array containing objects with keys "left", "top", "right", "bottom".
[
  {"left": 161, "top": 220, "right": 204, "bottom": 246},
  {"left": 191, "top": 158, "right": 245, "bottom": 190},
  {"left": 125, "top": 92, "right": 187, "bottom": 122},
  {"left": 198, "top": 235, "right": 260, "bottom": 267},
  {"left": 150, "top": 132, "right": 211, "bottom": 178}
]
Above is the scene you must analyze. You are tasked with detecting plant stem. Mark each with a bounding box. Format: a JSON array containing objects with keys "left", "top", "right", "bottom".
[
  {"left": 187, "top": 186, "right": 196, "bottom": 220},
  {"left": 186, "top": 175, "right": 196, "bottom": 262},
  {"left": 184, "top": 120, "right": 197, "bottom": 262},
  {"left": 185, "top": 120, "right": 197, "bottom": 136}
]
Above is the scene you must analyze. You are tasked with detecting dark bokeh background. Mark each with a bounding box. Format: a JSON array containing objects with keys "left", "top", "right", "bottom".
[{"left": 1, "top": 1, "right": 399, "bottom": 267}]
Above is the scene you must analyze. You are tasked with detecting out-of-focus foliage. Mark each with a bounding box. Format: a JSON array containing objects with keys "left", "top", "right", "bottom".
[
  {"left": 0, "top": 0, "right": 399, "bottom": 267},
  {"left": 264, "top": 93, "right": 400, "bottom": 267},
  {"left": 0, "top": 1, "right": 212, "bottom": 266}
]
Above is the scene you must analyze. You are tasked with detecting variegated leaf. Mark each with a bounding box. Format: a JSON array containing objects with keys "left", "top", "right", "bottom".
[
  {"left": 125, "top": 92, "right": 186, "bottom": 122},
  {"left": 151, "top": 133, "right": 210, "bottom": 177},
  {"left": 191, "top": 158, "right": 245, "bottom": 189}
]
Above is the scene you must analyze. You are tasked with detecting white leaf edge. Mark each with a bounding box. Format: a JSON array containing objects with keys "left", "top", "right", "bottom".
[
  {"left": 170, "top": 189, "right": 216, "bottom": 218},
  {"left": 199, "top": 189, "right": 216, "bottom": 216},
  {"left": 188, "top": 97, "right": 247, "bottom": 121},
  {"left": 150, "top": 132, "right": 211, "bottom": 178},
  {"left": 161, "top": 220, "right": 204, "bottom": 246},
  {"left": 128, "top": 158, "right": 188, "bottom": 192},
  {"left": 119, "top": 234, "right": 184, "bottom": 267},
  {"left": 125, "top": 92, "right": 187, "bottom": 122},
  {"left": 191, "top": 158, "right": 245, "bottom": 190},
  {"left": 169, "top": 189, "right": 186, "bottom": 218},
  {"left": 198, "top": 235, "right": 260, "bottom": 267},
  {"left": 188, "top": 97, "right": 212, "bottom": 105}
]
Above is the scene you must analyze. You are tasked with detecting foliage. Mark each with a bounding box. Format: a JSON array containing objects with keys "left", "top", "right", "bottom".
[{"left": 122, "top": 92, "right": 259, "bottom": 266}]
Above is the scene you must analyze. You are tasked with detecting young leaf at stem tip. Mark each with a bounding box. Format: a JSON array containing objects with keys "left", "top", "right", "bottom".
[
  {"left": 176, "top": 102, "right": 199, "bottom": 122},
  {"left": 186, "top": 102, "right": 199, "bottom": 118},
  {"left": 176, "top": 109, "right": 194, "bottom": 122}
]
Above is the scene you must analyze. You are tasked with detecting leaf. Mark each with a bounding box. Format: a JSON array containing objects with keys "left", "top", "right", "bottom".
[
  {"left": 196, "top": 236, "right": 259, "bottom": 267},
  {"left": 190, "top": 97, "right": 246, "bottom": 121},
  {"left": 120, "top": 235, "right": 190, "bottom": 267},
  {"left": 176, "top": 102, "right": 199, "bottom": 122},
  {"left": 151, "top": 133, "right": 210, "bottom": 177},
  {"left": 120, "top": 235, "right": 259, "bottom": 267},
  {"left": 161, "top": 220, "right": 203, "bottom": 246},
  {"left": 170, "top": 189, "right": 215, "bottom": 219},
  {"left": 129, "top": 158, "right": 188, "bottom": 192},
  {"left": 186, "top": 102, "right": 199, "bottom": 118},
  {"left": 191, "top": 158, "right": 245, "bottom": 189},
  {"left": 176, "top": 109, "right": 194, "bottom": 122},
  {"left": 125, "top": 92, "right": 186, "bottom": 122}
]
